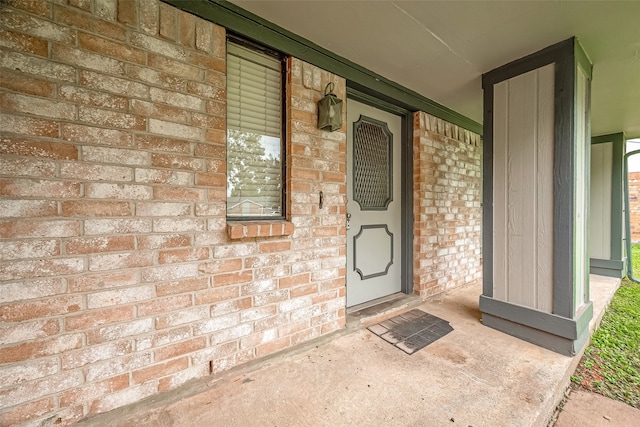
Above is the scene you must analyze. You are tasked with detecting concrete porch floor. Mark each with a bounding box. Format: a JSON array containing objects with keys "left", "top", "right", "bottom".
[{"left": 79, "top": 275, "right": 621, "bottom": 427}]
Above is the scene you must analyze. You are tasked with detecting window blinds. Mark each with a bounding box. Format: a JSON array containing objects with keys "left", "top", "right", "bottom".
[{"left": 227, "top": 43, "right": 282, "bottom": 139}]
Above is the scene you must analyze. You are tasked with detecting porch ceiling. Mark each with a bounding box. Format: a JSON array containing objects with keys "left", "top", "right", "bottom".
[{"left": 231, "top": 0, "right": 640, "bottom": 138}]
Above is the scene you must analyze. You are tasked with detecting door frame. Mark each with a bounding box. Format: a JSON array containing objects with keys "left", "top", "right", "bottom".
[{"left": 346, "top": 87, "right": 414, "bottom": 297}]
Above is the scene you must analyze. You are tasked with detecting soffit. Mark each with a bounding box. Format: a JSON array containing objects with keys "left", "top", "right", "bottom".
[{"left": 231, "top": 0, "right": 640, "bottom": 138}]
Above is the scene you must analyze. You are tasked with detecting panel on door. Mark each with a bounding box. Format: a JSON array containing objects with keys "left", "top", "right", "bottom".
[{"left": 346, "top": 100, "right": 402, "bottom": 307}]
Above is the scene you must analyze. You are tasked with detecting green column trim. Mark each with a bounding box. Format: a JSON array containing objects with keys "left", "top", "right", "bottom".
[
  {"left": 591, "top": 132, "right": 625, "bottom": 263},
  {"left": 161, "top": 0, "right": 482, "bottom": 135}
]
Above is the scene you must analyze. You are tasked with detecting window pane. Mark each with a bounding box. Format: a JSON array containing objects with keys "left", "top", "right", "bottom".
[{"left": 227, "top": 42, "right": 283, "bottom": 218}]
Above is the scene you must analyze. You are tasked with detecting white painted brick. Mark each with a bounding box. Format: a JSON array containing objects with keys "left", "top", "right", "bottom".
[
  {"left": 84, "top": 218, "right": 152, "bottom": 235},
  {"left": 150, "top": 87, "right": 202, "bottom": 110},
  {"left": 80, "top": 70, "right": 149, "bottom": 98},
  {"left": 130, "top": 32, "right": 187, "bottom": 61},
  {"left": 0, "top": 279, "right": 65, "bottom": 304},
  {"left": 155, "top": 306, "right": 209, "bottom": 328},
  {"left": 83, "top": 146, "right": 149, "bottom": 166},
  {"left": 0, "top": 371, "right": 84, "bottom": 409},
  {"left": 135, "top": 202, "right": 191, "bottom": 217},
  {"left": 61, "top": 341, "right": 132, "bottom": 369},
  {"left": 209, "top": 323, "right": 252, "bottom": 344},
  {"left": 0, "top": 239, "right": 58, "bottom": 260},
  {"left": 0, "top": 318, "right": 58, "bottom": 344},
  {"left": 87, "top": 285, "right": 156, "bottom": 309},
  {"left": 149, "top": 118, "right": 203, "bottom": 141},
  {"left": 85, "top": 182, "right": 153, "bottom": 200},
  {"left": 89, "top": 318, "right": 154, "bottom": 343},
  {"left": 0, "top": 357, "right": 58, "bottom": 389},
  {"left": 142, "top": 263, "right": 199, "bottom": 283},
  {"left": 0, "top": 200, "right": 57, "bottom": 218},
  {"left": 193, "top": 313, "right": 239, "bottom": 336},
  {"left": 86, "top": 352, "right": 153, "bottom": 382},
  {"left": 161, "top": 363, "right": 208, "bottom": 390},
  {"left": 152, "top": 218, "right": 204, "bottom": 233},
  {"left": 90, "top": 381, "right": 157, "bottom": 413},
  {"left": 278, "top": 297, "right": 311, "bottom": 313},
  {"left": 1, "top": 50, "right": 76, "bottom": 81},
  {"left": 134, "top": 168, "right": 193, "bottom": 185}
]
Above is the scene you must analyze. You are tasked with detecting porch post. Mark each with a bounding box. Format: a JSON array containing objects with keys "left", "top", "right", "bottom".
[
  {"left": 590, "top": 133, "right": 626, "bottom": 277},
  {"left": 480, "top": 38, "right": 594, "bottom": 356}
]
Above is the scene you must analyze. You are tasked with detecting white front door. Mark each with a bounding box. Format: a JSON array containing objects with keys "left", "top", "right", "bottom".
[{"left": 346, "top": 100, "right": 402, "bottom": 307}]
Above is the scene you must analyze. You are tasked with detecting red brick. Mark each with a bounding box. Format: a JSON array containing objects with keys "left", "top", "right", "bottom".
[
  {"left": 79, "top": 70, "right": 148, "bottom": 99},
  {"left": 67, "top": 270, "right": 138, "bottom": 293},
  {"left": 210, "top": 297, "right": 253, "bottom": 317},
  {"left": 158, "top": 247, "right": 209, "bottom": 264},
  {"left": 88, "top": 382, "right": 156, "bottom": 414},
  {"left": 0, "top": 295, "right": 82, "bottom": 322},
  {"left": 154, "top": 336, "right": 206, "bottom": 362},
  {"left": 156, "top": 277, "right": 209, "bottom": 297},
  {"left": 86, "top": 318, "right": 154, "bottom": 345},
  {"left": 88, "top": 251, "right": 154, "bottom": 272},
  {"left": 132, "top": 356, "right": 188, "bottom": 384},
  {"left": 2, "top": 8, "right": 75, "bottom": 43},
  {"left": 0, "top": 257, "right": 84, "bottom": 281},
  {"left": 64, "top": 339, "right": 132, "bottom": 369},
  {"left": 0, "top": 137, "right": 78, "bottom": 160},
  {"left": 137, "top": 294, "right": 192, "bottom": 317},
  {"left": 0, "top": 239, "right": 60, "bottom": 260},
  {"left": 54, "top": 4, "right": 126, "bottom": 40},
  {"left": 147, "top": 52, "right": 199, "bottom": 79},
  {"left": 0, "top": 333, "right": 82, "bottom": 364},
  {"left": 290, "top": 283, "right": 319, "bottom": 299},
  {"left": 65, "top": 305, "right": 135, "bottom": 331},
  {"left": 87, "top": 285, "right": 155, "bottom": 309},
  {"left": 78, "top": 106, "right": 146, "bottom": 130},
  {"left": 278, "top": 273, "right": 310, "bottom": 289},
  {"left": 0, "top": 69, "right": 54, "bottom": 97},
  {"left": 136, "top": 325, "right": 191, "bottom": 350},
  {"left": 134, "top": 134, "right": 191, "bottom": 153},
  {"left": 0, "top": 28, "right": 48, "bottom": 56},
  {"left": 58, "top": 85, "right": 129, "bottom": 110},
  {"left": 193, "top": 172, "right": 225, "bottom": 188},
  {"left": 3, "top": 0, "right": 50, "bottom": 16},
  {"left": 198, "top": 258, "right": 242, "bottom": 274},
  {"left": 259, "top": 240, "right": 292, "bottom": 253},
  {"left": 256, "top": 336, "right": 290, "bottom": 358},
  {"left": 131, "top": 99, "right": 188, "bottom": 122},
  {"left": 61, "top": 200, "right": 132, "bottom": 217},
  {"left": 1, "top": 114, "right": 59, "bottom": 138},
  {"left": 0, "top": 199, "right": 57, "bottom": 218},
  {"left": 117, "top": 0, "right": 137, "bottom": 25},
  {"left": 66, "top": 234, "right": 134, "bottom": 254},
  {"left": 212, "top": 271, "right": 253, "bottom": 287},
  {"left": 52, "top": 43, "right": 125, "bottom": 75},
  {"left": 0, "top": 396, "right": 55, "bottom": 426},
  {"left": 0, "top": 178, "right": 80, "bottom": 198},
  {"left": 152, "top": 153, "right": 203, "bottom": 170},
  {"left": 178, "top": 10, "right": 196, "bottom": 47},
  {"left": 0, "top": 318, "right": 60, "bottom": 345},
  {"left": 194, "top": 286, "right": 240, "bottom": 305},
  {"left": 78, "top": 32, "right": 146, "bottom": 64}
]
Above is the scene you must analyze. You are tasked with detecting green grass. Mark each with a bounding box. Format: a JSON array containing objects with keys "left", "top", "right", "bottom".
[
  {"left": 632, "top": 243, "right": 640, "bottom": 278},
  {"left": 571, "top": 244, "right": 640, "bottom": 408}
]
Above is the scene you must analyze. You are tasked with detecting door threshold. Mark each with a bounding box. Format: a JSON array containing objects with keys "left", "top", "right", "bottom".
[{"left": 346, "top": 292, "right": 424, "bottom": 330}]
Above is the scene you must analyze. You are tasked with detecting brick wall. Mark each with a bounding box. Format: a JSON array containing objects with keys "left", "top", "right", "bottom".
[
  {"left": 413, "top": 112, "right": 483, "bottom": 297},
  {"left": 0, "top": 0, "right": 346, "bottom": 424},
  {"left": 630, "top": 171, "right": 640, "bottom": 243}
]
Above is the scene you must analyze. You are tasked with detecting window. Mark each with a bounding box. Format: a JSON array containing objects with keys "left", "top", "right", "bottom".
[{"left": 226, "top": 39, "right": 285, "bottom": 219}]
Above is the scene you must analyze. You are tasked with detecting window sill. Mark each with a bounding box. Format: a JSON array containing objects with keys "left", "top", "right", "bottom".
[{"left": 227, "top": 220, "right": 295, "bottom": 240}]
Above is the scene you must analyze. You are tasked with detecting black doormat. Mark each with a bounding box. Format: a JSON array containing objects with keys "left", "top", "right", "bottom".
[{"left": 367, "top": 309, "right": 453, "bottom": 355}]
